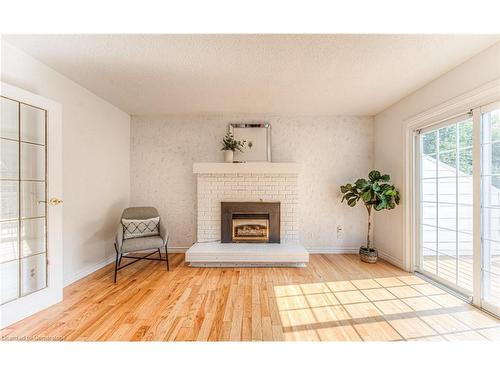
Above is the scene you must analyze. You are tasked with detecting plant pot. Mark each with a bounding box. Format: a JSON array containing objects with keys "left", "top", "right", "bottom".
[
  {"left": 359, "top": 246, "right": 378, "bottom": 263},
  {"left": 224, "top": 150, "right": 234, "bottom": 163}
]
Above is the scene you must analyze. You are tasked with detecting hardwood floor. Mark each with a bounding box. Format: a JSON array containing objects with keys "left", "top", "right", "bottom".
[{"left": 2, "top": 254, "right": 500, "bottom": 341}]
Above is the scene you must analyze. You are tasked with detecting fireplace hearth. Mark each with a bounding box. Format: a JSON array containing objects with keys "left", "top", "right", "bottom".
[{"left": 221, "top": 202, "right": 280, "bottom": 243}]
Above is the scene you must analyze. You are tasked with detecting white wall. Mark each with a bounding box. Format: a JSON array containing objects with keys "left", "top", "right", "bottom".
[
  {"left": 1, "top": 42, "right": 131, "bottom": 285},
  {"left": 373, "top": 42, "right": 500, "bottom": 268},
  {"left": 131, "top": 114, "right": 373, "bottom": 251}
]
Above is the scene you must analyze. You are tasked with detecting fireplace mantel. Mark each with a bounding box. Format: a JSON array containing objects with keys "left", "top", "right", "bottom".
[{"left": 193, "top": 162, "right": 300, "bottom": 174}]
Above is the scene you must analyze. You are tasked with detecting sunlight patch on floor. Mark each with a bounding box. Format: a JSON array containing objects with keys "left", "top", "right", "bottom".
[{"left": 273, "top": 275, "right": 500, "bottom": 341}]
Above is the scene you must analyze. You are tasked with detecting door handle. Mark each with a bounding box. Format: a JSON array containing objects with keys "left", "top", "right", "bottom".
[
  {"left": 49, "top": 197, "right": 63, "bottom": 206},
  {"left": 38, "top": 198, "right": 63, "bottom": 205}
]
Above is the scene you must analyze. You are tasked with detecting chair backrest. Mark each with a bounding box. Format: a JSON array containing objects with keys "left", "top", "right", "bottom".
[{"left": 121, "top": 206, "right": 160, "bottom": 220}]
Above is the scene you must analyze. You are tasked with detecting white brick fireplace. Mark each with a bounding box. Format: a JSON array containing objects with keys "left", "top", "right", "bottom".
[{"left": 185, "top": 162, "right": 309, "bottom": 266}]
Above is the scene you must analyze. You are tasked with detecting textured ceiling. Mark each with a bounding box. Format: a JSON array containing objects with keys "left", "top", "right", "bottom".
[{"left": 3, "top": 34, "right": 499, "bottom": 115}]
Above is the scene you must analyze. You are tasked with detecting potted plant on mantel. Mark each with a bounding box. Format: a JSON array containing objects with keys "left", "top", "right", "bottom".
[
  {"left": 220, "top": 130, "right": 248, "bottom": 163},
  {"left": 340, "top": 170, "right": 400, "bottom": 263}
]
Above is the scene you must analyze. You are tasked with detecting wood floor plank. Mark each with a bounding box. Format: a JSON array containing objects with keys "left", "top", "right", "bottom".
[{"left": 196, "top": 312, "right": 216, "bottom": 341}]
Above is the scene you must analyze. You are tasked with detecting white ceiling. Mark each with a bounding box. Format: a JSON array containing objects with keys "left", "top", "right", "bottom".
[{"left": 3, "top": 34, "right": 499, "bottom": 116}]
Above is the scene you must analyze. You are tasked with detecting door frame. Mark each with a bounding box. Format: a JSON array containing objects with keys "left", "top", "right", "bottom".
[
  {"left": 0, "top": 82, "right": 63, "bottom": 329},
  {"left": 403, "top": 78, "right": 499, "bottom": 307}
]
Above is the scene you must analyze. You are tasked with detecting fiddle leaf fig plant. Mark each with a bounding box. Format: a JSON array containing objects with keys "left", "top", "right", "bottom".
[{"left": 340, "top": 170, "right": 400, "bottom": 252}]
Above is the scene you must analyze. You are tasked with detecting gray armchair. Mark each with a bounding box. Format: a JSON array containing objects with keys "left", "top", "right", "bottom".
[{"left": 114, "top": 206, "right": 169, "bottom": 282}]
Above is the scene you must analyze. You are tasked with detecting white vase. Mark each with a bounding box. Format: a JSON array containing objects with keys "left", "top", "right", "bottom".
[{"left": 224, "top": 150, "right": 234, "bottom": 163}]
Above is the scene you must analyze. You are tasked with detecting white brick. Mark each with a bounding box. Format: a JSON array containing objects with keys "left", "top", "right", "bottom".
[{"left": 197, "top": 173, "right": 299, "bottom": 241}]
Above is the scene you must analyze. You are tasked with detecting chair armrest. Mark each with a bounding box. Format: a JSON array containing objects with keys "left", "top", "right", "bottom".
[
  {"left": 115, "top": 223, "right": 124, "bottom": 252},
  {"left": 160, "top": 221, "right": 169, "bottom": 246}
]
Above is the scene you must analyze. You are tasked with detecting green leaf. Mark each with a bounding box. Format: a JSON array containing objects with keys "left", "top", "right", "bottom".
[
  {"left": 355, "top": 178, "right": 368, "bottom": 189},
  {"left": 342, "top": 193, "right": 355, "bottom": 202},
  {"left": 378, "top": 183, "right": 390, "bottom": 190},
  {"left": 368, "top": 170, "right": 381, "bottom": 181},
  {"left": 380, "top": 174, "right": 390, "bottom": 181},
  {"left": 347, "top": 198, "right": 357, "bottom": 207},
  {"left": 342, "top": 190, "right": 360, "bottom": 204},
  {"left": 361, "top": 190, "right": 372, "bottom": 202}
]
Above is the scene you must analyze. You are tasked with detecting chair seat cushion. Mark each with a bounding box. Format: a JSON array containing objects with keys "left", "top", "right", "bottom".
[{"left": 121, "top": 235, "right": 164, "bottom": 253}]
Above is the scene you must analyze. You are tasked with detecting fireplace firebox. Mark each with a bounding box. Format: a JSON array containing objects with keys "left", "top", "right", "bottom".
[{"left": 221, "top": 202, "right": 280, "bottom": 243}]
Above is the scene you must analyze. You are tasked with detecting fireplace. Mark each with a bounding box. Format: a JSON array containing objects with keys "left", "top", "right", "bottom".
[
  {"left": 221, "top": 202, "right": 280, "bottom": 243},
  {"left": 232, "top": 214, "right": 269, "bottom": 242}
]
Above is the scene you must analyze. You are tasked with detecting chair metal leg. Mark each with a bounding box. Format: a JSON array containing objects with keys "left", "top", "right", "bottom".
[
  {"left": 114, "top": 252, "right": 120, "bottom": 283},
  {"left": 113, "top": 239, "right": 169, "bottom": 282},
  {"left": 165, "top": 241, "right": 170, "bottom": 271},
  {"left": 114, "top": 243, "right": 123, "bottom": 283}
]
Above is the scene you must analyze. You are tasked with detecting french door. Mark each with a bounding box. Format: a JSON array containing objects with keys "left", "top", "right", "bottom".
[
  {"left": 415, "top": 100, "right": 500, "bottom": 316},
  {"left": 0, "top": 82, "right": 63, "bottom": 329}
]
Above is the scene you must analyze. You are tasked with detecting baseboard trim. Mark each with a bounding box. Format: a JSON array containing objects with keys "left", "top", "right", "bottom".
[
  {"left": 377, "top": 250, "right": 405, "bottom": 270},
  {"left": 306, "top": 247, "right": 358, "bottom": 254},
  {"left": 64, "top": 255, "right": 116, "bottom": 287}
]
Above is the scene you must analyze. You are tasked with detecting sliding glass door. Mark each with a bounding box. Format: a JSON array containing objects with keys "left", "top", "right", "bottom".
[
  {"left": 416, "top": 100, "right": 500, "bottom": 316},
  {"left": 481, "top": 102, "right": 500, "bottom": 315},
  {"left": 418, "top": 115, "right": 474, "bottom": 296}
]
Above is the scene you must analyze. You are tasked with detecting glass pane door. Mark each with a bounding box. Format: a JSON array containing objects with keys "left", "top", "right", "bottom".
[
  {"left": 481, "top": 103, "right": 500, "bottom": 314},
  {"left": 0, "top": 96, "right": 47, "bottom": 304},
  {"left": 418, "top": 115, "right": 474, "bottom": 296}
]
